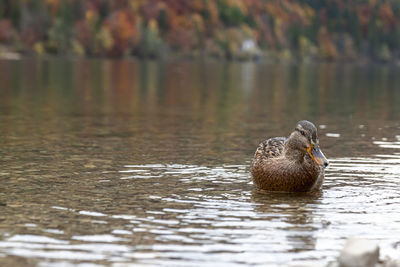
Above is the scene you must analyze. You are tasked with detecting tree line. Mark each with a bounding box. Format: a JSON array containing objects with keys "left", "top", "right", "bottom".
[{"left": 0, "top": 0, "right": 399, "bottom": 61}]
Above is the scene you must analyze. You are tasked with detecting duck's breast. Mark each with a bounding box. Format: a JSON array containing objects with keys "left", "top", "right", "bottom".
[{"left": 251, "top": 158, "right": 323, "bottom": 192}]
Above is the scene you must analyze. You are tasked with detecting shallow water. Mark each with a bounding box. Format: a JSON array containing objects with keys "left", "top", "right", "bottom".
[{"left": 1, "top": 59, "right": 400, "bottom": 266}]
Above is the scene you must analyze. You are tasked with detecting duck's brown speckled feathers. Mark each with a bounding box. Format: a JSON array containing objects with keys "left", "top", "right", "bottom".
[
  {"left": 251, "top": 120, "right": 329, "bottom": 192},
  {"left": 254, "top": 137, "right": 287, "bottom": 159}
]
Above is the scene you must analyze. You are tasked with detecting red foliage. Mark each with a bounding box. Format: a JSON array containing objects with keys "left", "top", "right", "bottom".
[
  {"left": 86, "top": 0, "right": 104, "bottom": 11},
  {"left": 104, "top": 9, "right": 138, "bottom": 56},
  {"left": 379, "top": 2, "right": 396, "bottom": 30},
  {"left": 166, "top": 27, "right": 193, "bottom": 51},
  {"left": 75, "top": 20, "right": 92, "bottom": 51},
  {"left": 0, "top": 20, "right": 13, "bottom": 43},
  {"left": 140, "top": 1, "right": 162, "bottom": 21},
  {"left": 21, "top": 28, "right": 40, "bottom": 49},
  {"left": 109, "top": 0, "right": 129, "bottom": 11},
  {"left": 358, "top": 5, "right": 371, "bottom": 38},
  {"left": 162, "top": 0, "right": 190, "bottom": 15}
]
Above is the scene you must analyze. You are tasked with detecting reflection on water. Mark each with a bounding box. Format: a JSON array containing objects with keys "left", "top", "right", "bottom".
[{"left": 0, "top": 59, "right": 400, "bottom": 266}]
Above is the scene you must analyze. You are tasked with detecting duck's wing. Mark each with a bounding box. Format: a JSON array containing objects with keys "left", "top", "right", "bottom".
[{"left": 254, "top": 136, "right": 287, "bottom": 159}]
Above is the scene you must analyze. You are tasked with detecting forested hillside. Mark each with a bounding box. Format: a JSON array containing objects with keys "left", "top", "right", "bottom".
[{"left": 0, "top": 0, "right": 399, "bottom": 60}]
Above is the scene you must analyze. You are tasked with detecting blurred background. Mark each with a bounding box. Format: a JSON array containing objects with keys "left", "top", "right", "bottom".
[
  {"left": 0, "top": 0, "right": 399, "bottom": 62},
  {"left": 1, "top": 1, "right": 400, "bottom": 266}
]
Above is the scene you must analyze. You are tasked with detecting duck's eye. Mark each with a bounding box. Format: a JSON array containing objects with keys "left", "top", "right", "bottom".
[{"left": 300, "top": 130, "right": 306, "bottom": 136}]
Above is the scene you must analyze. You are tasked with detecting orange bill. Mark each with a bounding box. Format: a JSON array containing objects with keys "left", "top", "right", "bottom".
[{"left": 307, "top": 145, "right": 329, "bottom": 167}]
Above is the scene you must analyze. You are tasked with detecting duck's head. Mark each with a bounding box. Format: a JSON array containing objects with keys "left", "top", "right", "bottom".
[{"left": 289, "top": 120, "right": 329, "bottom": 168}]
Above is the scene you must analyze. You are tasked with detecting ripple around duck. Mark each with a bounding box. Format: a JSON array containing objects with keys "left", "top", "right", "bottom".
[
  {"left": 2, "top": 157, "right": 400, "bottom": 266},
  {"left": 118, "top": 163, "right": 250, "bottom": 184}
]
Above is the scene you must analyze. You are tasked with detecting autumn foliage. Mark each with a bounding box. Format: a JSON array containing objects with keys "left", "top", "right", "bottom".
[{"left": 0, "top": 0, "right": 399, "bottom": 60}]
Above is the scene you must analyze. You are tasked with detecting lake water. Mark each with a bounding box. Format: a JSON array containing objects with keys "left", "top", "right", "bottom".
[{"left": 1, "top": 58, "right": 400, "bottom": 266}]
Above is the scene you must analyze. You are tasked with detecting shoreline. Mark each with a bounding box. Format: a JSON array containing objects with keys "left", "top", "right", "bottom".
[{"left": 1, "top": 45, "right": 400, "bottom": 66}]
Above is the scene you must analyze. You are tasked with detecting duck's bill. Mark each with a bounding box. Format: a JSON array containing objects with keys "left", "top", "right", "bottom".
[{"left": 307, "top": 145, "right": 329, "bottom": 167}]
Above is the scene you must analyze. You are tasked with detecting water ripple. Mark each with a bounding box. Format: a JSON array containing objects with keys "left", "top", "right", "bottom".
[{"left": 2, "top": 157, "right": 400, "bottom": 265}]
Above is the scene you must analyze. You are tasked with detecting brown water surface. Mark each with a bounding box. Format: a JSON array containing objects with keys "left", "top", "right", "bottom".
[{"left": 1, "top": 59, "right": 400, "bottom": 266}]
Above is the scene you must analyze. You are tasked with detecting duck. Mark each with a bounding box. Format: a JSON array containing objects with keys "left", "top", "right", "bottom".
[{"left": 251, "top": 120, "right": 329, "bottom": 192}]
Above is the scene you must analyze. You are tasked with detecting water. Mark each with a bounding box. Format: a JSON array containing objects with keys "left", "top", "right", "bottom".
[{"left": 0, "top": 58, "right": 400, "bottom": 266}]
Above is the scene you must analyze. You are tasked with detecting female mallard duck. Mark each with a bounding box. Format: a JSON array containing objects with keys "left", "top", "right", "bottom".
[{"left": 251, "top": 120, "right": 329, "bottom": 192}]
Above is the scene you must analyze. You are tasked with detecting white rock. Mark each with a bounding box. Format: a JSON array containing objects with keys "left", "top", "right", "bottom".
[
  {"left": 338, "top": 238, "right": 379, "bottom": 267},
  {"left": 385, "top": 258, "right": 400, "bottom": 267}
]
